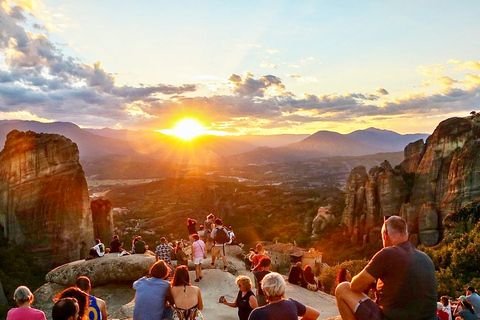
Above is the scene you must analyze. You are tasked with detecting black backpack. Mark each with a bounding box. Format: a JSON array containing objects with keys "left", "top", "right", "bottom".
[{"left": 213, "top": 227, "right": 230, "bottom": 244}]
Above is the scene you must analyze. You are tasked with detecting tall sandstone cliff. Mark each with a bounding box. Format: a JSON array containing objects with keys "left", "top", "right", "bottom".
[
  {"left": 0, "top": 130, "right": 94, "bottom": 267},
  {"left": 343, "top": 115, "right": 480, "bottom": 246}
]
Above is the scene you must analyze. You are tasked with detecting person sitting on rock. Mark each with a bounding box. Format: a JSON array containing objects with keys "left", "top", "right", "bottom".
[
  {"left": 287, "top": 262, "right": 307, "bottom": 288},
  {"left": 155, "top": 237, "right": 174, "bottom": 268},
  {"left": 6, "top": 286, "right": 46, "bottom": 320},
  {"left": 335, "top": 216, "right": 437, "bottom": 320},
  {"left": 76, "top": 276, "right": 108, "bottom": 320},
  {"left": 109, "top": 235, "right": 123, "bottom": 253},
  {"left": 87, "top": 238, "right": 105, "bottom": 260},
  {"left": 52, "top": 298, "right": 79, "bottom": 320},
  {"left": 55, "top": 287, "right": 89, "bottom": 320},
  {"left": 303, "top": 265, "right": 320, "bottom": 291},
  {"left": 248, "top": 272, "right": 320, "bottom": 320},
  {"left": 134, "top": 236, "right": 147, "bottom": 254},
  {"left": 170, "top": 265, "right": 204, "bottom": 319},
  {"left": 227, "top": 226, "right": 243, "bottom": 247}
]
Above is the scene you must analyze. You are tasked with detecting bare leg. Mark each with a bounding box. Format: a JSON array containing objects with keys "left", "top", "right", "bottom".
[
  {"left": 335, "top": 282, "right": 369, "bottom": 320},
  {"left": 195, "top": 264, "right": 201, "bottom": 279}
]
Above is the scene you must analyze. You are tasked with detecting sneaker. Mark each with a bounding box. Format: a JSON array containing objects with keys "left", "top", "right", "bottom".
[
  {"left": 195, "top": 278, "right": 200, "bottom": 282},
  {"left": 210, "top": 262, "right": 215, "bottom": 266},
  {"left": 199, "top": 276, "right": 203, "bottom": 280},
  {"left": 223, "top": 266, "right": 227, "bottom": 271}
]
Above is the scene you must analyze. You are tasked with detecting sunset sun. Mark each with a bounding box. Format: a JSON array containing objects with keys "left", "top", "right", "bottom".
[{"left": 160, "top": 118, "right": 207, "bottom": 140}]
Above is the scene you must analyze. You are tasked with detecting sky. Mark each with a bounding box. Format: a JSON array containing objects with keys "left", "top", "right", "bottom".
[{"left": 0, "top": 0, "right": 480, "bottom": 135}]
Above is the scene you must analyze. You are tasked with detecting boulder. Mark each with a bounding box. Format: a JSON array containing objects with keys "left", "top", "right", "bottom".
[{"left": 46, "top": 253, "right": 156, "bottom": 286}]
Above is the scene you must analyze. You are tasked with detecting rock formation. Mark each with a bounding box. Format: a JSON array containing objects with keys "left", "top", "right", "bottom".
[
  {"left": 343, "top": 115, "right": 480, "bottom": 246},
  {"left": 91, "top": 198, "right": 114, "bottom": 242},
  {"left": 0, "top": 130, "right": 94, "bottom": 267}
]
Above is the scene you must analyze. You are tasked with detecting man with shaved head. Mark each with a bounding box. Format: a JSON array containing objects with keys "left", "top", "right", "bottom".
[{"left": 335, "top": 215, "right": 437, "bottom": 320}]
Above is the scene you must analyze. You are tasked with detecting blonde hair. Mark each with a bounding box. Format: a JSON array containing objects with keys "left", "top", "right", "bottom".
[
  {"left": 13, "top": 286, "right": 34, "bottom": 305},
  {"left": 261, "top": 272, "right": 286, "bottom": 298},
  {"left": 235, "top": 275, "right": 253, "bottom": 291}
]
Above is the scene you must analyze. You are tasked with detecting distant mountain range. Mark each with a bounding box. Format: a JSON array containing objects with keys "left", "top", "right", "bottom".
[
  {"left": 231, "top": 127, "right": 428, "bottom": 163},
  {"left": 0, "top": 120, "right": 428, "bottom": 166}
]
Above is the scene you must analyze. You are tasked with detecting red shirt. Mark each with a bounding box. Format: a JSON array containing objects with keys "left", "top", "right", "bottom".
[{"left": 437, "top": 310, "right": 449, "bottom": 320}]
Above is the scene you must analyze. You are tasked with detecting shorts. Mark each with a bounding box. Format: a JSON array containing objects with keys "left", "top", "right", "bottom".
[
  {"left": 211, "top": 246, "right": 225, "bottom": 257},
  {"left": 354, "top": 297, "right": 385, "bottom": 320},
  {"left": 193, "top": 257, "right": 203, "bottom": 265}
]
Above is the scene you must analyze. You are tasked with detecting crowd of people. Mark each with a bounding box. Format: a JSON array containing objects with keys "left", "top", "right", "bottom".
[{"left": 6, "top": 215, "right": 479, "bottom": 320}]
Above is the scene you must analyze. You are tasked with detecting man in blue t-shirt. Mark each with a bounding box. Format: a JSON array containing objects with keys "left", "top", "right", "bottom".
[
  {"left": 335, "top": 216, "right": 437, "bottom": 320},
  {"left": 466, "top": 286, "right": 480, "bottom": 319}
]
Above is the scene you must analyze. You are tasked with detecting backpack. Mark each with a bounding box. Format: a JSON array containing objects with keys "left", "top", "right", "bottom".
[{"left": 213, "top": 227, "right": 230, "bottom": 244}]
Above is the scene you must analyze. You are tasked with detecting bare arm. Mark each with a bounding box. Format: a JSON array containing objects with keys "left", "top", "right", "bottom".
[
  {"left": 249, "top": 295, "right": 258, "bottom": 309},
  {"left": 223, "top": 296, "right": 237, "bottom": 308},
  {"left": 350, "top": 269, "right": 375, "bottom": 293},
  {"left": 98, "top": 298, "right": 108, "bottom": 320},
  {"left": 300, "top": 305, "right": 320, "bottom": 320},
  {"left": 197, "top": 287, "right": 203, "bottom": 310}
]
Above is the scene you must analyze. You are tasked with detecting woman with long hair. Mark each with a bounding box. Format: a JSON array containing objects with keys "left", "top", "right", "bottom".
[
  {"left": 6, "top": 286, "right": 46, "bottom": 320},
  {"left": 221, "top": 275, "right": 258, "bottom": 320},
  {"left": 170, "top": 265, "right": 203, "bottom": 320},
  {"left": 176, "top": 241, "right": 188, "bottom": 266},
  {"left": 55, "top": 287, "right": 89, "bottom": 320},
  {"left": 303, "top": 265, "right": 319, "bottom": 291}
]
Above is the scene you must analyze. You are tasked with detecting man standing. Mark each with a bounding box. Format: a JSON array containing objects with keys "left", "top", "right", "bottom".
[
  {"left": 466, "top": 286, "right": 480, "bottom": 319},
  {"left": 335, "top": 216, "right": 437, "bottom": 320},
  {"left": 155, "top": 237, "right": 173, "bottom": 268},
  {"left": 210, "top": 218, "right": 229, "bottom": 271},
  {"left": 76, "top": 276, "right": 108, "bottom": 320}
]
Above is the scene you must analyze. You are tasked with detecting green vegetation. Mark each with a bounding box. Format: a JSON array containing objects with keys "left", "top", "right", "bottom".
[
  {"left": 318, "top": 259, "right": 368, "bottom": 295},
  {"left": 0, "top": 240, "right": 46, "bottom": 319},
  {"left": 421, "top": 200, "right": 480, "bottom": 298}
]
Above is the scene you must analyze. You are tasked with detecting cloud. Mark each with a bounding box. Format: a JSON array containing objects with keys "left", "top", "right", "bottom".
[
  {"left": 260, "top": 61, "right": 278, "bottom": 69},
  {"left": 286, "top": 74, "right": 318, "bottom": 83},
  {"left": 0, "top": 1, "right": 197, "bottom": 127},
  {"left": 228, "top": 73, "right": 285, "bottom": 97},
  {"left": 376, "top": 88, "right": 389, "bottom": 95}
]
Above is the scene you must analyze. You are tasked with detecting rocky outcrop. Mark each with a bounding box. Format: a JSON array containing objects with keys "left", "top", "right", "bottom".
[
  {"left": 343, "top": 115, "right": 480, "bottom": 246},
  {"left": 91, "top": 198, "right": 114, "bottom": 242},
  {"left": 0, "top": 130, "right": 94, "bottom": 267}
]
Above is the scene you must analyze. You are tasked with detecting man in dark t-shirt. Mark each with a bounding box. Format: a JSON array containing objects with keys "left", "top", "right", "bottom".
[
  {"left": 335, "top": 216, "right": 437, "bottom": 320},
  {"left": 110, "top": 235, "right": 122, "bottom": 253}
]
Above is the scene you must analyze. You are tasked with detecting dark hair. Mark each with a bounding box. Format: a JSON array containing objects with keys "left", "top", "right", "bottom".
[
  {"left": 52, "top": 298, "right": 79, "bottom": 320},
  {"left": 95, "top": 238, "right": 101, "bottom": 244},
  {"left": 160, "top": 237, "right": 167, "bottom": 243},
  {"left": 172, "top": 265, "right": 190, "bottom": 287},
  {"left": 192, "top": 233, "right": 199, "bottom": 241},
  {"left": 75, "top": 276, "right": 91, "bottom": 292},
  {"left": 252, "top": 256, "right": 271, "bottom": 271},
  {"left": 150, "top": 260, "right": 169, "bottom": 279},
  {"left": 336, "top": 268, "right": 348, "bottom": 285},
  {"left": 175, "top": 242, "right": 184, "bottom": 255},
  {"left": 303, "top": 265, "right": 315, "bottom": 284},
  {"left": 441, "top": 296, "right": 449, "bottom": 305},
  {"left": 467, "top": 286, "right": 476, "bottom": 293},
  {"left": 462, "top": 300, "right": 475, "bottom": 314},
  {"left": 214, "top": 218, "right": 223, "bottom": 226},
  {"left": 199, "top": 225, "right": 204, "bottom": 230},
  {"left": 113, "top": 235, "right": 119, "bottom": 240},
  {"left": 56, "top": 287, "right": 88, "bottom": 320},
  {"left": 187, "top": 218, "right": 196, "bottom": 226}
]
